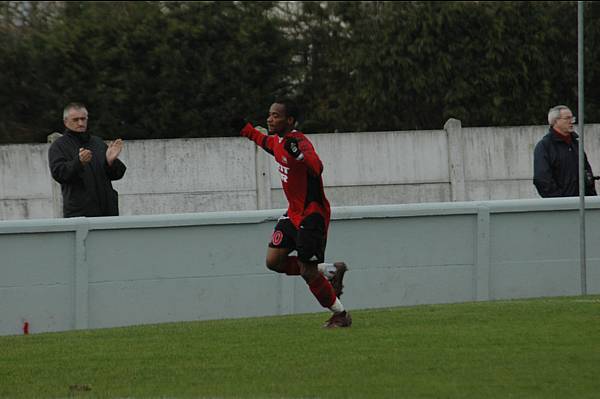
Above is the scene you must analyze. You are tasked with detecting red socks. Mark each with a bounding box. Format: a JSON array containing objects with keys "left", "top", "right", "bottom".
[
  {"left": 308, "top": 274, "right": 336, "bottom": 308},
  {"left": 279, "top": 257, "right": 336, "bottom": 308}
]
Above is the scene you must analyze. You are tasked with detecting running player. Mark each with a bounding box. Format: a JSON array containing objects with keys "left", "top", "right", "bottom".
[{"left": 233, "top": 98, "right": 351, "bottom": 328}]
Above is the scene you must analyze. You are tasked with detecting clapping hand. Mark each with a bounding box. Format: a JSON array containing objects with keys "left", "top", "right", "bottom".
[
  {"left": 106, "top": 139, "right": 123, "bottom": 166},
  {"left": 79, "top": 148, "right": 92, "bottom": 164}
]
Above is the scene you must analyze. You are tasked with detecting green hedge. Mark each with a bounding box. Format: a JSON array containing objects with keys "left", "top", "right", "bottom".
[{"left": 0, "top": 1, "right": 597, "bottom": 143}]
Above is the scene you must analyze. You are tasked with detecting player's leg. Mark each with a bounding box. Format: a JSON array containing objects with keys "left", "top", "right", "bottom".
[
  {"left": 318, "top": 262, "right": 338, "bottom": 279},
  {"left": 297, "top": 214, "right": 351, "bottom": 328},
  {"left": 266, "top": 247, "right": 300, "bottom": 274},
  {"left": 318, "top": 261, "right": 348, "bottom": 297},
  {"left": 265, "top": 216, "right": 301, "bottom": 275},
  {"left": 265, "top": 214, "right": 348, "bottom": 284}
]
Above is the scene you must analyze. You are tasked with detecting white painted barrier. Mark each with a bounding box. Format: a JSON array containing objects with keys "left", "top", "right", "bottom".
[{"left": 1, "top": 197, "right": 598, "bottom": 336}]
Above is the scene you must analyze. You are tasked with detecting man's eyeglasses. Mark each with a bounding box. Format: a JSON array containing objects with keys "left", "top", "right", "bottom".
[{"left": 559, "top": 116, "right": 576, "bottom": 123}]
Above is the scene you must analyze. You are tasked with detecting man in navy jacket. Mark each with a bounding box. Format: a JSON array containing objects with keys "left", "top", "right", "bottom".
[{"left": 533, "top": 105, "right": 597, "bottom": 198}]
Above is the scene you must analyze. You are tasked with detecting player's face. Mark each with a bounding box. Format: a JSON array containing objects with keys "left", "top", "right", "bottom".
[
  {"left": 64, "top": 108, "right": 89, "bottom": 133},
  {"left": 267, "top": 103, "right": 293, "bottom": 136}
]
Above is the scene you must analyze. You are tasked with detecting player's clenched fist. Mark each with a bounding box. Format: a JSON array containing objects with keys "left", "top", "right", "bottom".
[{"left": 230, "top": 117, "right": 248, "bottom": 135}]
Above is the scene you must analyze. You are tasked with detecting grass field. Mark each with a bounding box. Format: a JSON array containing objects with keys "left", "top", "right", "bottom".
[{"left": 1, "top": 295, "right": 599, "bottom": 398}]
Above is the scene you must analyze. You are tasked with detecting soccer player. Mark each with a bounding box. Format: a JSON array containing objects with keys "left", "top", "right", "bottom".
[{"left": 233, "top": 98, "right": 351, "bottom": 328}]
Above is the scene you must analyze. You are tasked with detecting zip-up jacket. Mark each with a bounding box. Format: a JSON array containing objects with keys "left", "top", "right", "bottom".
[
  {"left": 48, "top": 129, "right": 126, "bottom": 217},
  {"left": 533, "top": 128, "right": 597, "bottom": 197}
]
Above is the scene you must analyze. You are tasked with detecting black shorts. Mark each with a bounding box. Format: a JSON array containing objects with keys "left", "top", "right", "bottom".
[{"left": 269, "top": 213, "right": 327, "bottom": 263}]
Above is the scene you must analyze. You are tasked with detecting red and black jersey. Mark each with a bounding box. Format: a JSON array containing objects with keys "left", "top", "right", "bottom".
[{"left": 241, "top": 124, "right": 331, "bottom": 231}]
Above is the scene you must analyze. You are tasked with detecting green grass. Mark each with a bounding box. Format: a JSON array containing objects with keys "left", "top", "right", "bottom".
[{"left": 1, "top": 296, "right": 600, "bottom": 398}]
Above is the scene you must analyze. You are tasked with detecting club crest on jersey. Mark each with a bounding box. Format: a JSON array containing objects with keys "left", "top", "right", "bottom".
[{"left": 272, "top": 230, "right": 283, "bottom": 246}]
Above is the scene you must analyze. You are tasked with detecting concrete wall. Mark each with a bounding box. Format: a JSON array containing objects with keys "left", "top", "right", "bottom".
[
  {"left": 1, "top": 197, "right": 599, "bottom": 336},
  {"left": 0, "top": 143, "right": 55, "bottom": 219},
  {"left": 2, "top": 122, "right": 600, "bottom": 220}
]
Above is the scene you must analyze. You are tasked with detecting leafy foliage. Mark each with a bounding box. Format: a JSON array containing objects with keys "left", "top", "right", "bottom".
[
  {"left": 296, "top": 1, "right": 592, "bottom": 132},
  {"left": 0, "top": 1, "right": 598, "bottom": 143}
]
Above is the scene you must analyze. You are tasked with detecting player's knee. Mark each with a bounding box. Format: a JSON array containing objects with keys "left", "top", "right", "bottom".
[
  {"left": 300, "top": 263, "right": 319, "bottom": 282},
  {"left": 265, "top": 260, "right": 279, "bottom": 272},
  {"left": 298, "top": 251, "right": 321, "bottom": 283},
  {"left": 265, "top": 256, "right": 283, "bottom": 272}
]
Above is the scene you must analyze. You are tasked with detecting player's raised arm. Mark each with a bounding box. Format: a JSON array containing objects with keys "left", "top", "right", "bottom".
[{"left": 231, "top": 117, "right": 274, "bottom": 155}]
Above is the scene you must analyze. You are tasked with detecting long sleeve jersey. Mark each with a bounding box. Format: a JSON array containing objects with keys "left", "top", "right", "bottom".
[{"left": 241, "top": 124, "right": 331, "bottom": 231}]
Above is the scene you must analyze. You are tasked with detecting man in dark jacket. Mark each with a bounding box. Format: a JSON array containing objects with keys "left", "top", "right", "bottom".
[
  {"left": 533, "top": 105, "right": 597, "bottom": 198},
  {"left": 48, "top": 103, "right": 127, "bottom": 217}
]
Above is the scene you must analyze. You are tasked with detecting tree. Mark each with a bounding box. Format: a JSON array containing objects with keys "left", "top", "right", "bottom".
[
  {"left": 0, "top": 1, "right": 295, "bottom": 142},
  {"left": 292, "top": 1, "right": 591, "bottom": 132},
  {"left": 0, "top": 1, "right": 64, "bottom": 142},
  {"left": 1, "top": 1, "right": 599, "bottom": 143}
]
